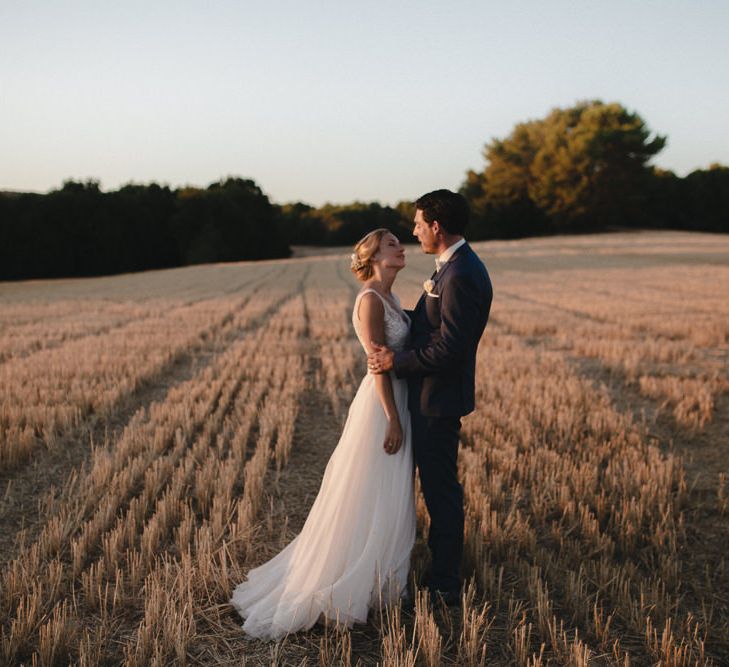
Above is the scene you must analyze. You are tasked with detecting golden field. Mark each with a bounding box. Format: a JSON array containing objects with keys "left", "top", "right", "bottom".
[{"left": 1, "top": 230, "right": 728, "bottom": 666}]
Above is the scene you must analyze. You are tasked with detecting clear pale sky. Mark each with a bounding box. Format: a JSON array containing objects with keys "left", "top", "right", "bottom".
[{"left": 2, "top": 1, "right": 728, "bottom": 206}]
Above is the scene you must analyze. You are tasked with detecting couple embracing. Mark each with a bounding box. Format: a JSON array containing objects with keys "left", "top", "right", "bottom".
[{"left": 231, "top": 189, "right": 493, "bottom": 640}]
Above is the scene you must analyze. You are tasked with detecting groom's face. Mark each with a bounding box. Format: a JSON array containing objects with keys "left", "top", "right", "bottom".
[{"left": 413, "top": 209, "right": 438, "bottom": 254}]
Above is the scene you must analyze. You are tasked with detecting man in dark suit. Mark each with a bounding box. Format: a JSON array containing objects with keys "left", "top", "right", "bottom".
[{"left": 367, "top": 189, "right": 492, "bottom": 604}]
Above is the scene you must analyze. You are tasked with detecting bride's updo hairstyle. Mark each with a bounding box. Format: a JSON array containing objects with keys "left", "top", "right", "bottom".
[{"left": 350, "top": 228, "right": 390, "bottom": 282}]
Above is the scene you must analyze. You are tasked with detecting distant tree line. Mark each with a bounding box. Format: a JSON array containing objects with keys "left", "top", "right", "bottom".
[
  {"left": 0, "top": 178, "right": 289, "bottom": 280},
  {"left": 1, "top": 99, "right": 727, "bottom": 280},
  {"left": 276, "top": 201, "right": 413, "bottom": 246}
]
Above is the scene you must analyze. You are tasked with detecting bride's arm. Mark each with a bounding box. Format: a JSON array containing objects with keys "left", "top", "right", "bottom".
[{"left": 357, "top": 293, "right": 403, "bottom": 455}]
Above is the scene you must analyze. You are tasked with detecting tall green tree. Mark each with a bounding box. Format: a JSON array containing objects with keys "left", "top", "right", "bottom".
[{"left": 463, "top": 100, "right": 667, "bottom": 235}]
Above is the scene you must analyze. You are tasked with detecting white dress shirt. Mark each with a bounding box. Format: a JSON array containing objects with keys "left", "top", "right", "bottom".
[{"left": 435, "top": 237, "right": 466, "bottom": 271}]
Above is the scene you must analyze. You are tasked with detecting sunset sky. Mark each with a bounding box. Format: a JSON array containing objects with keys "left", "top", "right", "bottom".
[{"left": 2, "top": 0, "right": 728, "bottom": 206}]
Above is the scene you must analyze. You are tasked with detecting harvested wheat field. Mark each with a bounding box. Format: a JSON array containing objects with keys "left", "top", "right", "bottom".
[{"left": 1, "top": 230, "right": 728, "bottom": 666}]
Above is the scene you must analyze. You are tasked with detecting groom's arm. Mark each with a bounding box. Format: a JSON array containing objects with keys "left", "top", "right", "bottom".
[{"left": 393, "top": 272, "right": 483, "bottom": 378}]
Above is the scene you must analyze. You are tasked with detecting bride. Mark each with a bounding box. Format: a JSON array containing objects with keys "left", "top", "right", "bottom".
[{"left": 230, "top": 228, "right": 416, "bottom": 640}]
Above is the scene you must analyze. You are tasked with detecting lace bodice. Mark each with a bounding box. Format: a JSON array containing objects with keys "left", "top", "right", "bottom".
[{"left": 352, "top": 289, "right": 410, "bottom": 353}]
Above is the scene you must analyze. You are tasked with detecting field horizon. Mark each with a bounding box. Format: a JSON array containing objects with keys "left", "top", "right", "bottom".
[{"left": 1, "top": 230, "right": 727, "bottom": 665}]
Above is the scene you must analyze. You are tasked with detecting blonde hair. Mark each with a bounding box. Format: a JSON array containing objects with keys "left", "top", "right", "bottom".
[{"left": 350, "top": 228, "right": 391, "bottom": 282}]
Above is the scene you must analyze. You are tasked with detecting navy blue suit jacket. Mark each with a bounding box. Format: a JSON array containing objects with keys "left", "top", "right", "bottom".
[{"left": 393, "top": 242, "right": 492, "bottom": 418}]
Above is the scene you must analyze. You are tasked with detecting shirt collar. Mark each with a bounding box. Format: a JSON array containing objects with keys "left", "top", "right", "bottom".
[{"left": 435, "top": 238, "right": 466, "bottom": 270}]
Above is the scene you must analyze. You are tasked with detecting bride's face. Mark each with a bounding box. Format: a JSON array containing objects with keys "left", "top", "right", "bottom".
[{"left": 374, "top": 232, "right": 406, "bottom": 270}]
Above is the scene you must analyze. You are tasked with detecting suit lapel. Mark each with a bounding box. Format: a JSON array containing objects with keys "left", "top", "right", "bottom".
[
  {"left": 416, "top": 241, "right": 469, "bottom": 312},
  {"left": 435, "top": 241, "right": 471, "bottom": 283},
  {"left": 414, "top": 267, "right": 437, "bottom": 313},
  {"left": 433, "top": 241, "right": 469, "bottom": 286},
  {"left": 412, "top": 242, "right": 471, "bottom": 332},
  {"left": 432, "top": 260, "right": 454, "bottom": 286}
]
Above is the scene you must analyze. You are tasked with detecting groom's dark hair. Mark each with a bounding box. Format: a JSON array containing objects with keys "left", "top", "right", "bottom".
[{"left": 415, "top": 189, "right": 469, "bottom": 235}]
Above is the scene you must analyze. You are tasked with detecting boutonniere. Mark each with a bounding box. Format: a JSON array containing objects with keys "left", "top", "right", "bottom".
[{"left": 423, "top": 279, "right": 439, "bottom": 298}]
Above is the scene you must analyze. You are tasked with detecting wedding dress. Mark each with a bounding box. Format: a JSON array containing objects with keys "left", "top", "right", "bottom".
[{"left": 230, "top": 288, "right": 416, "bottom": 640}]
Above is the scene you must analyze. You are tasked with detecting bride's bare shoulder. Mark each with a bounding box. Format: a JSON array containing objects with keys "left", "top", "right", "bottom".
[{"left": 355, "top": 289, "right": 385, "bottom": 323}]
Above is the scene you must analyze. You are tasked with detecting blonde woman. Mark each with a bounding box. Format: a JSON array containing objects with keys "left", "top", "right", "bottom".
[{"left": 231, "top": 228, "right": 415, "bottom": 640}]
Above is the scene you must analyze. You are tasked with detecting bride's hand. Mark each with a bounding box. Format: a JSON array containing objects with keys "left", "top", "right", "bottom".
[{"left": 383, "top": 417, "right": 403, "bottom": 454}]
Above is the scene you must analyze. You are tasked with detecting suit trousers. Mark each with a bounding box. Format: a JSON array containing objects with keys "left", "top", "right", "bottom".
[{"left": 411, "top": 410, "right": 463, "bottom": 595}]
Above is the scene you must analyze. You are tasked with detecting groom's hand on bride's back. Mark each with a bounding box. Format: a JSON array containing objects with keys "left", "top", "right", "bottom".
[{"left": 367, "top": 342, "right": 394, "bottom": 374}]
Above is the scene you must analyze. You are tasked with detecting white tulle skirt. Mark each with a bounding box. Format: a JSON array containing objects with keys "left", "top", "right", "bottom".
[{"left": 230, "top": 372, "right": 416, "bottom": 640}]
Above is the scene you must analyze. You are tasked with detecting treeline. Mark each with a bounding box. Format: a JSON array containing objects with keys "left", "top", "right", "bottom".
[
  {"left": 2, "top": 100, "right": 728, "bottom": 281},
  {"left": 0, "top": 178, "right": 416, "bottom": 281},
  {"left": 277, "top": 201, "right": 412, "bottom": 246},
  {"left": 0, "top": 178, "right": 289, "bottom": 281}
]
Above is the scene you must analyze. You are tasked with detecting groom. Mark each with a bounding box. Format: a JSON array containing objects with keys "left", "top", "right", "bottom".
[{"left": 367, "top": 189, "right": 492, "bottom": 604}]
